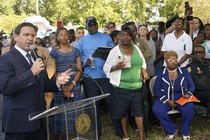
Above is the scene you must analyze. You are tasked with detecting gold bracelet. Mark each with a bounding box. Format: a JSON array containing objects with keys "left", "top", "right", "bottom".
[{"left": 72, "top": 80, "right": 76, "bottom": 87}]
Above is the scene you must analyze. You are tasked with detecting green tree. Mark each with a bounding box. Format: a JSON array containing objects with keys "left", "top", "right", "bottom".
[
  {"left": 158, "top": 0, "right": 183, "bottom": 20},
  {"left": 1, "top": 0, "right": 210, "bottom": 34},
  {"left": 189, "top": 0, "right": 210, "bottom": 23},
  {"left": 0, "top": 0, "right": 15, "bottom": 15},
  {"left": 0, "top": 14, "right": 26, "bottom": 33}
]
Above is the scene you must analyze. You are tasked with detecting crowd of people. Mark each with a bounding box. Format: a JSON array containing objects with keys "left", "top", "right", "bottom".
[{"left": 0, "top": 15, "right": 210, "bottom": 140}]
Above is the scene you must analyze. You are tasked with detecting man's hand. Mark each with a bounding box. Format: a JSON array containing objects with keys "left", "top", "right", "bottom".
[
  {"left": 31, "top": 58, "right": 45, "bottom": 76},
  {"left": 86, "top": 58, "right": 94, "bottom": 66},
  {"left": 56, "top": 69, "right": 72, "bottom": 85}
]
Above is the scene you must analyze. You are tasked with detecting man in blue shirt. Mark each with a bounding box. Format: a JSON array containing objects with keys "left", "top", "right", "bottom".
[{"left": 77, "top": 16, "right": 115, "bottom": 138}]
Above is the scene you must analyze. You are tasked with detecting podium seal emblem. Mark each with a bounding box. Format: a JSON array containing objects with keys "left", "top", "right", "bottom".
[{"left": 75, "top": 113, "right": 91, "bottom": 135}]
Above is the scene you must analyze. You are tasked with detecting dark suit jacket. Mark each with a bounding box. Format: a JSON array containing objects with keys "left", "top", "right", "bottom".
[{"left": 0, "top": 47, "right": 58, "bottom": 133}]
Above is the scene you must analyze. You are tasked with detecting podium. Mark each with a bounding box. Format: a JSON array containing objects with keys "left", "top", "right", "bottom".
[{"left": 29, "top": 93, "right": 110, "bottom": 140}]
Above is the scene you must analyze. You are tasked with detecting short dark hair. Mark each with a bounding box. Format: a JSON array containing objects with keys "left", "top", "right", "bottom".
[
  {"left": 14, "top": 22, "right": 38, "bottom": 35},
  {"left": 106, "top": 22, "right": 116, "bottom": 27},
  {"left": 204, "top": 23, "right": 210, "bottom": 29},
  {"left": 166, "top": 15, "right": 179, "bottom": 29},
  {"left": 109, "top": 30, "right": 120, "bottom": 42},
  {"left": 175, "top": 17, "right": 185, "bottom": 25},
  {"left": 149, "top": 29, "right": 158, "bottom": 35},
  {"left": 121, "top": 22, "right": 135, "bottom": 30},
  {"left": 121, "top": 26, "right": 133, "bottom": 37},
  {"left": 68, "top": 29, "right": 75, "bottom": 34},
  {"left": 194, "top": 45, "right": 205, "bottom": 52}
]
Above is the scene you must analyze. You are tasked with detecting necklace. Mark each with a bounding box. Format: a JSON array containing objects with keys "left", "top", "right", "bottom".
[
  {"left": 169, "top": 72, "right": 176, "bottom": 101},
  {"left": 169, "top": 77, "right": 175, "bottom": 89},
  {"left": 167, "top": 68, "right": 177, "bottom": 73}
]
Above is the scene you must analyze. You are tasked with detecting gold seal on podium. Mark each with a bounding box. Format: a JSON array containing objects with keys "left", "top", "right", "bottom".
[{"left": 75, "top": 113, "right": 91, "bottom": 135}]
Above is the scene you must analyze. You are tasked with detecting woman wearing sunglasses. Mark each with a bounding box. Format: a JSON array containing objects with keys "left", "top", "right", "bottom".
[{"left": 152, "top": 51, "right": 195, "bottom": 140}]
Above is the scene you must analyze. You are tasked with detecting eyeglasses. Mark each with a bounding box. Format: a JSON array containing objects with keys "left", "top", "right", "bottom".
[
  {"left": 88, "top": 23, "right": 97, "bottom": 27},
  {"left": 167, "top": 59, "right": 178, "bottom": 63}
]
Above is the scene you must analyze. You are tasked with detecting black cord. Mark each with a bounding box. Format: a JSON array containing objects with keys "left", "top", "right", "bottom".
[{"left": 68, "top": 64, "right": 104, "bottom": 95}]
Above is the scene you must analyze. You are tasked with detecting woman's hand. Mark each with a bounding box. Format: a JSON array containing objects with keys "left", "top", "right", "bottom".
[
  {"left": 111, "top": 62, "right": 125, "bottom": 72},
  {"left": 166, "top": 100, "right": 177, "bottom": 108},
  {"left": 116, "top": 62, "right": 126, "bottom": 70},
  {"left": 62, "top": 84, "right": 74, "bottom": 93},
  {"left": 183, "top": 93, "right": 191, "bottom": 99},
  {"left": 62, "top": 84, "right": 74, "bottom": 99},
  {"left": 63, "top": 91, "right": 74, "bottom": 99},
  {"left": 141, "top": 68, "right": 148, "bottom": 80}
]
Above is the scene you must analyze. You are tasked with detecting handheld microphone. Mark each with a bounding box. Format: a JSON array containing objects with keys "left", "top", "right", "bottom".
[
  {"left": 29, "top": 44, "right": 40, "bottom": 61},
  {"left": 68, "top": 64, "right": 104, "bottom": 95}
]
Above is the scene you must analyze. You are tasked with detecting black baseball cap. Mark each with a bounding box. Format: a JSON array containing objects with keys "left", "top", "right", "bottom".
[{"left": 86, "top": 16, "right": 97, "bottom": 26}]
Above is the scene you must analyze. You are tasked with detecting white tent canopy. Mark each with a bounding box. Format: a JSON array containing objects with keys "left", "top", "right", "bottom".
[{"left": 22, "top": 15, "right": 55, "bottom": 38}]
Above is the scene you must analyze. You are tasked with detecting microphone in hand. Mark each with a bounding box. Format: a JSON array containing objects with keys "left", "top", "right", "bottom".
[
  {"left": 29, "top": 44, "right": 40, "bottom": 61},
  {"left": 29, "top": 44, "right": 45, "bottom": 75},
  {"left": 31, "top": 59, "right": 45, "bottom": 76}
]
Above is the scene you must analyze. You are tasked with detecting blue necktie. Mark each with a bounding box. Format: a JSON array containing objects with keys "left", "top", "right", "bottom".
[
  {"left": 26, "top": 53, "right": 33, "bottom": 66},
  {"left": 26, "top": 53, "right": 39, "bottom": 84}
]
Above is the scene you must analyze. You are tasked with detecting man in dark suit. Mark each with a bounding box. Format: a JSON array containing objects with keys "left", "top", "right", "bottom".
[{"left": 0, "top": 22, "right": 71, "bottom": 140}]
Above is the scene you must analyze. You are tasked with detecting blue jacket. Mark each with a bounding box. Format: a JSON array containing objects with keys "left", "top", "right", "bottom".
[
  {"left": 0, "top": 48, "right": 58, "bottom": 133},
  {"left": 154, "top": 67, "right": 195, "bottom": 103}
]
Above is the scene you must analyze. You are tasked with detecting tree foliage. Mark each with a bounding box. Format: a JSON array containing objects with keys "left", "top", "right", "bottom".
[
  {"left": 0, "top": 0, "right": 209, "bottom": 34},
  {"left": 0, "top": 14, "right": 26, "bottom": 33}
]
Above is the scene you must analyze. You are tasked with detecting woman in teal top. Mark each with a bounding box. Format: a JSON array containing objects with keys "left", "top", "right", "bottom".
[{"left": 104, "top": 26, "right": 148, "bottom": 140}]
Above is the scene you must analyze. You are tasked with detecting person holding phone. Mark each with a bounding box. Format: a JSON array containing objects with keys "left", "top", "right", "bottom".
[{"left": 161, "top": 17, "right": 193, "bottom": 68}]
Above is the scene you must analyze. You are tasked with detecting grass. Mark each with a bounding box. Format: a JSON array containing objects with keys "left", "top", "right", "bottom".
[{"left": 100, "top": 110, "right": 210, "bottom": 140}]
